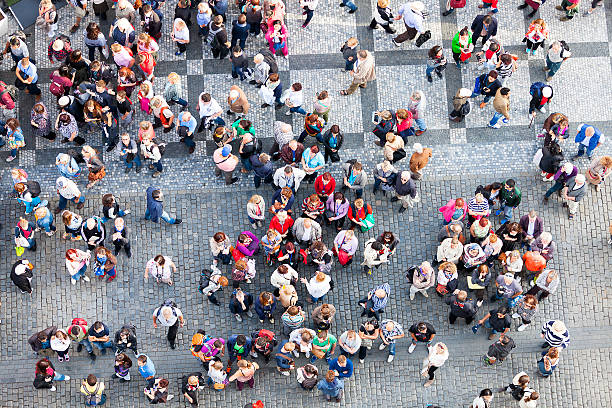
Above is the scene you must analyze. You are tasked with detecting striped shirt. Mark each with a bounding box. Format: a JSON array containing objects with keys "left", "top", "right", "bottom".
[
  {"left": 541, "top": 321, "right": 570, "bottom": 349},
  {"left": 380, "top": 319, "right": 403, "bottom": 342},
  {"left": 496, "top": 61, "right": 514, "bottom": 79},
  {"left": 368, "top": 283, "right": 390, "bottom": 311},
  {"left": 468, "top": 197, "right": 489, "bottom": 214}
]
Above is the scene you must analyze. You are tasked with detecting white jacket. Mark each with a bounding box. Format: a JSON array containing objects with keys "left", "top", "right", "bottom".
[
  {"left": 436, "top": 238, "right": 463, "bottom": 263},
  {"left": 274, "top": 167, "right": 306, "bottom": 191},
  {"left": 271, "top": 265, "right": 298, "bottom": 288}
]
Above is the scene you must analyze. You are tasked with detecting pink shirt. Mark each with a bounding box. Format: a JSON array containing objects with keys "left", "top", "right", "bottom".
[{"left": 213, "top": 147, "right": 238, "bottom": 172}]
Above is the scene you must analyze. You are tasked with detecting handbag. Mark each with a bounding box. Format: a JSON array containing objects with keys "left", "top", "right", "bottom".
[
  {"left": 337, "top": 249, "right": 351, "bottom": 266},
  {"left": 435, "top": 283, "right": 449, "bottom": 295},
  {"left": 213, "top": 382, "right": 225, "bottom": 390},
  {"left": 259, "top": 86, "right": 275, "bottom": 105},
  {"left": 508, "top": 294, "right": 523, "bottom": 309},
  {"left": 449, "top": 0, "right": 466, "bottom": 7},
  {"left": 311, "top": 347, "right": 326, "bottom": 359},
  {"left": 415, "top": 30, "right": 431, "bottom": 48},
  {"left": 360, "top": 213, "right": 375, "bottom": 232},
  {"left": 467, "top": 276, "right": 485, "bottom": 290}
]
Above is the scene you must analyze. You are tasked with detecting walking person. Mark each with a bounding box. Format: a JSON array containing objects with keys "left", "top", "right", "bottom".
[
  {"left": 145, "top": 187, "right": 182, "bottom": 225},
  {"left": 340, "top": 50, "right": 376, "bottom": 96},
  {"left": 65, "top": 248, "right": 91, "bottom": 284},
  {"left": 420, "top": 342, "right": 449, "bottom": 387},
  {"left": 544, "top": 40, "right": 571, "bottom": 81},
  {"left": 152, "top": 300, "right": 185, "bottom": 349},
  {"left": 540, "top": 320, "right": 570, "bottom": 349},
  {"left": 392, "top": 1, "right": 426, "bottom": 47},
  {"left": 573, "top": 124, "right": 604, "bottom": 160},
  {"left": 33, "top": 358, "right": 70, "bottom": 391},
  {"left": 370, "top": 0, "right": 393, "bottom": 32},
  {"left": 113, "top": 353, "right": 132, "bottom": 382}
]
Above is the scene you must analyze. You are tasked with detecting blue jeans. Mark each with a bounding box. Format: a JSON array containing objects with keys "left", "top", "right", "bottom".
[
  {"left": 92, "top": 340, "right": 115, "bottom": 351},
  {"left": 101, "top": 209, "right": 126, "bottom": 224},
  {"left": 544, "top": 180, "right": 565, "bottom": 198},
  {"left": 123, "top": 154, "right": 142, "bottom": 169},
  {"left": 79, "top": 338, "right": 94, "bottom": 353},
  {"left": 145, "top": 208, "right": 177, "bottom": 224},
  {"left": 54, "top": 372, "right": 67, "bottom": 381},
  {"left": 311, "top": 294, "right": 325, "bottom": 303},
  {"left": 576, "top": 144, "right": 595, "bottom": 159},
  {"left": 500, "top": 204, "right": 513, "bottom": 223},
  {"left": 58, "top": 195, "right": 85, "bottom": 210},
  {"left": 471, "top": 93, "right": 492, "bottom": 104},
  {"left": 20, "top": 196, "right": 41, "bottom": 214},
  {"left": 414, "top": 118, "right": 426, "bottom": 131},
  {"left": 425, "top": 66, "right": 435, "bottom": 77},
  {"left": 340, "top": 0, "right": 357, "bottom": 11},
  {"left": 290, "top": 106, "right": 308, "bottom": 115},
  {"left": 36, "top": 214, "right": 56, "bottom": 233},
  {"left": 388, "top": 342, "right": 396, "bottom": 355},
  {"left": 273, "top": 42, "right": 285, "bottom": 53},
  {"left": 241, "top": 157, "right": 253, "bottom": 171},
  {"left": 232, "top": 65, "right": 246, "bottom": 81},
  {"left": 86, "top": 393, "right": 107, "bottom": 406},
  {"left": 483, "top": 319, "right": 498, "bottom": 334},
  {"left": 171, "top": 97, "right": 188, "bottom": 107},
  {"left": 545, "top": 56, "right": 562, "bottom": 77},
  {"left": 489, "top": 112, "right": 506, "bottom": 127}
]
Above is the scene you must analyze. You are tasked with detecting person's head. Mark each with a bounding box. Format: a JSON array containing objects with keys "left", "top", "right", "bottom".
[
  {"left": 575, "top": 174, "right": 586, "bottom": 186},
  {"left": 551, "top": 320, "right": 567, "bottom": 336},
  {"left": 300, "top": 330, "right": 313, "bottom": 343},
  {"left": 286, "top": 305, "right": 299, "bottom": 316},
  {"left": 36, "top": 358, "right": 51, "bottom": 372},
  {"left": 395, "top": 109, "right": 409, "bottom": 121},
  {"left": 478, "top": 217, "right": 489, "bottom": 228},
  {"left": 306, "top": 113, "right": 319, "bottom": 125},
  {"left": 599, "top": 156, "right": 612, "bottom": 169},
  {"left": 213, "top": 14, "right": 223, "bottom": 25},
  {"left": 507, "top": 222, "right": 521, "bottom": 235},
  {"left": 509, "top": 250, "right": 520, "bottom": 262},
  {"left": 86, "top": 374, "right": 97, "bottom": 386},
  {"left": 477, "top": 264, "right": 489, "bottom": 277},
  {"left": 281, "top": 187, "right": 293, "bottom": 200},
  {"left": 110, "top": 43, "right": 123, "bottom": 54},
  {"left": 500, "top": 87, "right": 511, "bottom": 96},
  {"left": 547, "top": 347, "right": 559, "bottom": 359},
  {"left": 302, "top": 218, "right": 312, "bottom": 230},
  {"left": 487, "top": 70, "right": 498, "bottom": 82},
  {"left": 268, "top": 72, "right": 280, "bottom": 83},
  {"left": 6, "top": 117, "right": 19, "bottom": 131},
  {"left": 496, "top": 306, "right": 509, "bottom": 318},
  {"left": 450, "top": 237, "right": 460, "bottom": 248},
  {"left": 479, "top": 388, "right": 493, "bottom": 401},
  {"left": 380, "top": 110, "right": 393, "bottom": 121},
  {"left": 384, "top": 320, "right": 395, "bottom": 332},
  {"left": 454, "top": 198, "right": 465, "bottom": 209},
  {"left": 540, "top": 231, "right": 552, "bottom": 246},
  {"left": 153, "top": 254, "right": 165, "bottom": 267},
  {"left": 137, "top": 355, "right": 148, "bottom": 366},
  {"left": 459, "top": 26, "right": 469, "bottom": 39},
  {"left": 232, "top": 45, "right": 243, "bottom": 56},
  {"left": 211, "top": 360, "right": 223, "bottom": 371},
  {"left": 337, "top": 355, "right": 347, "bottom": 366},
  {"left": 400, "top": 171, "right": 411, "bottom": 184},
  {"left": 523, "top": 294, "right": 538, "bottom": 309},
  {"left": 347, "top": 36, "right": 359, "bottom": 47},
  {"left": 292, "top": 82, "right": 302, "bottom": 92},
  {"left": 525, "top": 392, "right": 540, "bottom": 402},
  {"left": 333, "top": 191, "right": 345, "bottom": 204},
  {"left": 428, "top": 45, "right": 443, "bottom": 59},
  {"left": 309, "top": 145, "right": 320, "bottom": 155},
  {"left": 456, "top": 290, "right": 467, "bottom": 301},
  {"left": 439, "top": 262, "right": 457, "bottom": 275},
  {"left": 325, "top": 369, "right": 336, "bottom": 383},
  {"left": 352, "top": 162, "right": 363, "bottom": 174},
  {"left": 357, "top": 50, "right": 368, "bottom": 60},
  {"left": 259, "top": 291, "right": 273, "bottom": 305},
  {"left": 238, "top": 13, "right": 247, "bottom": 24},
  {"left": 500, "top": 53, "right": 512, "bottom": 65},
  {"left": 412, "top": 142, "right": 424, "bottom": 154},
  {"left": 354, "top": 198, "right": 364, "bottom": 209},
  {"left": 315, "top": 271, "right": 327, "bottom": 282},
  {"left": 282, "top": 341, "right": 295, "bottom": 351}
]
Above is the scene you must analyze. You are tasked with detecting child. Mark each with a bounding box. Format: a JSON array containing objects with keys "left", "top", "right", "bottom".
[
  {"left": 116, "top": 91, "right": 133, "bottom": 126},
  {"left": 340, "top": 37, "right": 358, "bottom": 71},
  {"left": 229, "top": 46, "right": 249, "bottom": 81},
  {"left": 231, "top": 14, "right": 250, "bottom": 49},
  {"left": 207, "top": 359, "right": 228, "bottom": 390},
  {"left": 495, "top": 53, "right": 517, "bottom": 87},
  {"left": 172, "top": 18, "right": 190, "bottom": 56},
  {"left": 111, "top": 217, "right": 131, "bottom": 257},
  {"left": 483, "top": 335, "right": 515, "bottom": 365}
]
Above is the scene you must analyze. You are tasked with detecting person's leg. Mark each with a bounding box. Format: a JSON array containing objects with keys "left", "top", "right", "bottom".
[
  {"left": 414, "top": 118, "right": 426, "bottom": 131},
  {"left": 224, "top": 170, "right": 235, "bottom": 184},
  {"left": 393, "top": 23, "right": 411, "bottom": 43},
  {"left": 575, "top": 144, "right": 586, "bottom": 157},
  {"left": 488, "top": 112, "right": 503, "bottom": 127},
  {"left": 388, "top": 342, "right": 396, "bottom": 356},
  {"left": 80, "top": 338, "right": 94, "bottom": 353},
  {"left": 428, "top": 365, "right": 438, "bottom": 380},
  {"left": 53, "top": 372, "right": 66, "bottom": 381},
  {"left": 302, "top": 8, "right": 314, "bottom": 27},
  {"left": 167, "top": 320, "right": 179, "bottom": 347},
  {"left": 88, "top": 46, "right": 96, "bottom": 61},
  {"left": 544, "top": 181, "right": 564, "bottom": 198},
  {"left": 160, "top": 210, "right": 178, "bottom": 224},
  {"left": 448, "top": 312, "right": 458, "bottom": 324},
  {"left": 254, "top": 175, "right": 262, "bottom": 188}
]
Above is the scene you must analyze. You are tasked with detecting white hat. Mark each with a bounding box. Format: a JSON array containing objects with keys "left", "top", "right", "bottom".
[
  {"left": 413, "top": 143, "right": 423, "bottom": 154},
  {"left": 52, "top": 39, "right": 64, "bottom": 52},
  {"left": 542, "top": 86, "right": 552, "bottom": 98},
  {"left": 410, "top": 1, "right": 425, "bottom": 12},
  {"left": 58, "top": 96, "right": 70, "bottom": 107},
  {"left": 575, "top": 174, "right": 585, "bottom": 184},
  {"left": 551, "top": 320, "right": 566, "bottom": 335},
  {"left": 229, "top": 89, "right": 239, "bottom": 99}
]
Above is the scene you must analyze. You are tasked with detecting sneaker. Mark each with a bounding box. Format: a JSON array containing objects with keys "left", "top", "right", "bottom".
[
  {"left": 427, "top": 75, "right": 433, "bottom": 83},
  {"left": 65, "top": 355, "right": 70, "bottom": 362},
  {"left": 285, "top": 110, "right": 292, "bottom": 116},
  {"left": 251, "top": 351, "right": 258, "bottom": 358},
  {"left": 58, "top": 356, "right": 63, "bottom": 362},
  {"left": 408, "top": 343, "right": 416, "bottom": 353},
  {"left": 174, "top": 219, "right": 183, "bottom": 225},
  {"left": 259, "top": 319, "right": 264, "bottom": 324},
  {"left": 71, "top": 279, "right": 77, "bottom": 285},
  {"left": 89, "top": 353, "right": 96, "bottom": 361},
  {"left": 280, "top": 370, "right": 290, "bottom": 376},
  {"left": 391, "top": 39, "right": 400, "bottom": 47},
  {"left": 152, "top": 171, "right": 161, "bottom": 178},
  {"left": 512, "top": 313, "right": 520, "bottom": 319},
  {"left": 476, "top": 300, "right": 483, "bottom": 307},
  {"left": 246, "top": 310, "right": 254, "bottom": 318},
  {"left": 235, "top": 314, "right": 243, "bottom": 322},
  {"left": 269, "top": 317, "right": 275, "bottom": 324},
  {"left": 387, "top": 354, "right": 394, "bottom": 363},
  {"left": 409, "top": 293, "right": 415, "bottom": 301},
  {"left": 167, "top": 395, "right": 174, "bottom": 401},
  {"left": 77, "top": 344, "right": 83, "bottom": 353},
  {"left": 359, "top": 359, "right": 364, "bottom": 364},
  {"left": 517, "top": 324, "right": 527, "bottom": 332},
  {"left": 83, "top": 276, "right": 90, "bottom": 282},
  {"left": 5, "top": 155, "right": 15, "bottom": 162},
  {"left": 607, "top": 238, "right": 612, "bottom": 245},
  {"left": 378, "top": 343, "right": 387, "bottom": 350},
  {"left": 50, "top": 386, "right": 56, "bottom": 391},
  {"left": 292, "top": 350, "right": 299, "bottom": 358}
]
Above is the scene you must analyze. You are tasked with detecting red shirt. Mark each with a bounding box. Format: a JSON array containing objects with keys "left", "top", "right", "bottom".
[
  {"left": 269, "top": 215, "right": 294, "bottom": 234},
  {"left": 314, "top": 175, "right": 336, "bottom": 196}
]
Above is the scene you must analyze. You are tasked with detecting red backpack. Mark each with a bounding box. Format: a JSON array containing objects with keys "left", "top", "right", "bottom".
[
  {"left": 49, "top": 74, "right": 65, "bottom": 97},
  {"left": 68, "top": 318, "right": 88, "bottom": 336}
]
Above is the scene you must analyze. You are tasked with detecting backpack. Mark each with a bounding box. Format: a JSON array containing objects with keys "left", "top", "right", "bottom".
[
  {"left": 232, "top": 266, "right": 246, "bottom": 281},
  {"left": 258, "top": 48, "right": 278, "bottom": 74},
  {"left": 529, "top": 82, "right": 546, "bottom": 97},
  {"left": 156, "top": 299, "right": 177, "bottom": 317},
  {"left": 0, "top": 81, "right": 17, "bottom": 102},
  {"left": 190, "top": 331, "right": 213, "bottom": 358},
  {"left": 26, "top": 181, "right": 41, "bottom": 198},
  {"left": 405, "top": 266, "right": 418, "bottom": 284},
  {"left": 301, "top": 375, "right": 318, "bottom": 390},
  {"left": 253, "top": 329, "right": 275, "bottom": 342},
  {"left": 84, "top": 382, "right": 103, "bottom": 405},
  {"left": 152, "top": 137, "right": 167, "bottom": 155},
  {"left": 68, "top": 318, "right": 88, "bottom": 336},
  {"left": 49, "top": 77, "right": 65, "bottom": 97}
]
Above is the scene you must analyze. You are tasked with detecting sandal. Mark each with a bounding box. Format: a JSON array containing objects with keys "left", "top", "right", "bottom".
[{"left": 339, "top": 90, "right": 348, "bottom": 96}]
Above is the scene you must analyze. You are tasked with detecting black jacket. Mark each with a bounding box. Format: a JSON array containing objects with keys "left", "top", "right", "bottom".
[
  {"left": 322, "top": 130, "right": 344, "bottom": 151},
  {"left": 487, "top": 336, "right": 515, "bottom": 360},
  {"left": 471, "top": 15, "right": 498, "bottom": 41},
  {"left": 28, "top": 326, "right": 57, "bottom": 352},
  {"left": 477, "top": 73, "right": 501, "bottom": 97},
  {"left": 394, "top": 177, "right": 417, "bottom": 198},
  {"left": 539, "top": 146, "right": 563, "bottom": 174},
  {"left": 445, "top": 295, "right": 477, "bottom": 318},
  {"left": 250, "top": 155, "right": 273, "bottom": 178}
]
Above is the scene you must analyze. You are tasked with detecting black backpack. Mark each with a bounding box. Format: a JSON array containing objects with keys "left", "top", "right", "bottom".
[
  {"left": 156, "top": 299, "right": 178, "bottom": 317},
  {"left": 152, "top": 137, "right": 167, "bottom": 155},
  {"left": 405, "top": 265, "right": 418, "bottom": 284},
  {"left": 259, "top": 48, "right": 278, "bottom": 74},
  {"left": 26, "top": 181, "right": 41, "bottom": 198}
]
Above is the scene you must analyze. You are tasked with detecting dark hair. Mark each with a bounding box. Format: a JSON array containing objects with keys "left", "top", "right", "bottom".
[
  {"left": 154, "top": 254, "right": 165, "bottom": 265},
  {"left": 239, "top": 119, "right": 252, "bottom": 129},
  {"left": 483, "top": 15, "right": 492, "bottom": 24},
  {"left": 500, "top": 54, "right": 512, "bottom": 64},
  {"left": 488, "top": 70, "right": 498, "bottom": 79},
  {"left": 480, "top": 389, "right": 493, "bottom": 397},
  {"left": 330, "top": 124, "right": 340, "bottom": 134},
  {"left": 417, "top": 322, "right": 427, "bottom": 331},
  {"left": 93, "top": 321, "right": 103, "bottom": 330},
  {"left": 236, "top": 335, "right": 246, "bottom": 346},
  {"left": 496, "top": 306, "right": 509, "bottom": 315},
  {"left": 333, "top": 191, "right": 345, "bottom": 202},
  {"left": 87, "top": 374, "right": 97, "bottom": 386},
  {"left": 459, "top": 26, "right": 469, "bottom": 36},
  {"left": 500, "top": 87, "right": 510, "bottom": 96},
  {"left": 428, "top": 45, "right": 442, "bottom": 59},
  {"left": 486, "top": 182, "right": 502, "bottom": 191},
  {"left": 269, "top": 73, "right": 279, "bottom": 82},
  {"left": 505, "top": 179, "right": 515, "bottom": 187},
  {"left": 152, "top": 190, "right": 161, "bottom": 200},
  {"left": 158, "top": 379, "right": 169, "bottom": 388},
  {"left": 232, "top": 45, "right": 242, "bottom": 53},
  {"left": 371, "top": 241, "right": 383, "bottom": 251},
  {"left": 58, "top": 65, "right": 71, "bottom": 78},
  {"left": 213, "top": 232, "right": 226, "bottom": 242},
  {"left": 292, "top": 82, "right": 302, "bottom": 91},
  {"left": 310, "top": 145, "right": 319, "bottom": 153},
  {"left": 200, "top": 93, "right": 211, "bottom": 102},
  {"left": 86, "top": 22, "right": 101, "bottom": 40}
]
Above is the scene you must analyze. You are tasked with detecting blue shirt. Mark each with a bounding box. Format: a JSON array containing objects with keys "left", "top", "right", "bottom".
[
  {"left": 138, "top": 355, "right": 156, "bottom": 378},
  {"left": 303, "top": 148, "right": 325, "bottom": 170},
  {"left": 18, "top": 61, "right": 38, "bottom": 83},
  {"left": 179, "top": 115, "right": 197, "bottom": 134},
  {"left": 328, "top": 358, "right": 353, "bottom": 378}
]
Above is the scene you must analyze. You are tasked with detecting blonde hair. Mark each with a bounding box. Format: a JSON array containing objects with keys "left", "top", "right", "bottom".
[
  {"left": 167, "top": 72, "right": 180, "bottom": 83},
  {"left": 111, "top": 43, "right": 123, "bottom": 53},
  {"left": 81, "top": 145, "right": 96, "bottom": 156},
  {"left": 249, "top": 194, "right": 263, "bottom": 204}
]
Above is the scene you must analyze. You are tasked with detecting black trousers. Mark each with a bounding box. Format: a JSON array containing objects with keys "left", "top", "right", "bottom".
[
  {"left": 449, "top": 312, "right": 474, "bottom": 325},
  {"left": 167, "top": 320, "right": 180, "bottom": 346},
  {"left": 426, "top": 365, "right": 438, "bottom": 380}
]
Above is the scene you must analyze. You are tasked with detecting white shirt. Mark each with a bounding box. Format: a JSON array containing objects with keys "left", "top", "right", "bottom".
[
  {"left": 301, "top": 227, "right": 312, "bottom": 241},
  {"left": 198, "top": 96, "right": 222, "bottom": 118},
  {"left": 397, "top": 3, "right": 424, "bottom": 33},
  {"left": 152, "top": 306, "right": 183, "bottom": 326},
  {"left": 287, "top": 90, "right": 303, "bottom": 107},
  {"left": 271, "top": 265, "right": 299, "bottom": 288},
  {"left": 57, "top": 178, "right": 82, "bottom": 199},
  {"left": 427, "top": 345, "right": 449, "bottom": 367}
]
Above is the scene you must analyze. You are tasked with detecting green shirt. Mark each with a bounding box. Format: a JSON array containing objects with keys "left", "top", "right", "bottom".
[
  {"left": 67, "top": 324, "right": 89, "bottom": 342},
  {"left": 313, "top": 334, "right": 337, "bottom": 352},
  {"left": 232, "top": 119, "right": 256, "bottom": 137}
]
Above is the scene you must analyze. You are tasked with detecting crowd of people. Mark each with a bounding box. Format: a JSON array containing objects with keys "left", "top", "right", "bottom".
[{"left": 0, "top": 0, "right": 608, "bottom": 405}]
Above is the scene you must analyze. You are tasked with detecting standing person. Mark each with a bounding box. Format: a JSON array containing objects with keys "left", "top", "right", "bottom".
[
  {"left": 65, "top": 248, "right": 91, "bottom": 284},
  {"left": 471, "top": 389, "right": 494, "bottom": 408},
  {"left": 315, "top": 172, "right": 336, "bottom": 201},
  {"left": 117, "top": 133, "right": 141, "bottom": 174},
  {"left": 300, "top": 271, "right": 332, "bottom": 303},
  {"left": 496, "top": 179, "right": 521, "bottom": 224},
  {"left": 488, "top": 87, "right": 511, "bottom": 129},
  {"left": 407, "top": 91, "right": 426, "bottom": 135},
  {"left": 137, "top": 355, "right": 156, "bottom": 389},
  {"left": 357, "top": 319, "right": 379, "bottom": 363},
  {"left": 472, "top": 70, "right": 501, "bottom": 109},
  {"left": 210, "top": 232, "right": 232, "bottom": 266},
  {"left": 145, "top": 187, "right": 182, "bottom": 225},
  {"left": 228, "top": 360, "right": 259, "bottom": 391},
  {"left": 408, "top": 261, "right": 436, "bottom": 300},
  {"left": 229, "top": 286, "right": 255, "bottom": 321},
  {"left": 342, "top": 161, "right": 367, "bottom": 199},
  {"left": 392, "top": 171, "right": 419, "bottom": 213},
  {"left": 513, "top": 294, "right": 539, "bottom": 332},
  {"left": 322, "top": 126, "right": 343, "bottom": 163},
  {"left": 540, "top": 320, "right": 570, "bottom": 349},
  {"left": 4, "top": 118, "right": 25, "bottom": 162},
  {"left": 300, "top": 0, "right": 318, "bottom": 28},
  {"left": 50, "top": 329, "right": 71, "bottom": 362},
  {"left": 178, "top": 111, "right": 198, "bottom": 154},
  {"left": 317, "top": 370, "right": 344, "bottom": 402},
  {"left": 254, "top": 291, "right": 277, "bottom": 324},
  {"left": 144, "top": 255, "right": 177, "bottom": 286},
  {"left": 275, "top": 340, "right": 296, "bottom": 376},
  {"left": 446, "top": 290, "right": 478, "bottom": 325},
  {"left": 229, "top": 46, "right": 249, "bottom": 81},
  {"left": 451, "top": 27, "right": 473, "bottom": 68},
  {"left": 114, "top": 325, "right": 138, "bottom": 356},
  {"left": 543, "top": 162, "right": 576, "bottom": 201},
  {"left": 392, "top": 1, "right": 425, "bottom": 47},
  {"left": 585, "top": 156, "right": 612, "bottom": 192},
  {"left": 68, "top": 0, "right": 87, "bottom": 33},
  {"left": 93, "top": 246, "right": 117, "bottom": 282},
  {"left": 483, "top": 335, "right": 515, "bottom": 366},
  {"left": 426, "top": 45, "right": 447, "bottom": 82},
  {"left": 477, "top": 306, "right": 511, "bottom": 340},
  {"left": 556, "top": 0, "right": 580, "bottom": 20},
  {"left": 227, "top": 85, "right": 250, "bottom": 117},
  {"left": 361, "top": 239, "right": 388, "bottom": 275},
  {"left": 544, "top": 40, "right": 571, "bottom": 81},
  {"left": 370, "top": 0, "right": 393, "bottom": 32},
  {"left": 378, "top": 319, "right": 404, "bottom": 362},
  {"left": 172, "top": 18, "right": 190, "bottom": 56},
  {"left": 11, "top": 259, "right": 34, "bottom": 294},
  {"left": 340, "top": 50, "right": 376, "bottom": 96},
  {"left": 33, "top": 358, "right": 70, "bottom": 391},
  {"left": 340, "top": 37, "right": 359, "bottom": 72},
  {"left": 31, "top": 103, "right": 55, "bottom": 141},
  {"left": 324, "top": 192, "right": 350, "bottom": 232},
  {"left": 337, "top": 330, "right": 361, "bottom": 358},
  {"left": 301, "top": 145, "right": 325, "bottom": 183},
  {"left": 573, "top": 124, "right": 605, "bottom": 160},
  {"left": 449, "top": 88, "right": 472, "bottom": 122},
  {"left": 114, "top": 353, "right": 132, "bottom": 382},
  {"left": 34, "top": 206, "right": 56, "bottom": 236},
  {"left": 358, "top": 283, "right": 390, "bottom": 320},
  {"left": 471, "top": 15, "right": 497, "bottom": 47},
  {"left": 15, "top": 217, "right": 37, "bottom": 252},
  {"left": 29, "top": 326, "right": 57, "bottom": 354},
  {"left": 247, "top": 194, "right": 266, "bottom": 228},
  {"left": 333, "top": 229, "right": 358, "bottom": 267},
  {"left": 182, "top": 373, "right": 206, "bottom": 406},
  {"left": 164, "top": 73, "right": 188, "bottom": 108},
  {"left": 81, "top": 145, "right": 105, "bottom": 189},
  {"left": 529, "top": 83, "right": 553, "bottom": 120},
  {"left": 283, "top": 83, "right": 307, "bottom": 116},
  {"left": 214, "top": 145, "right": 240, "bottom": 185},
  {"left": 420, "top": 343, "right": 448, "bottom": 387},
  {"left": 310, "top": 330, "right": 337, "bottom": 364},
  {"left": 524, "top": 19, "right": 549, "bottom": 56},
  {"left": 408, "top": 322, "right": 436, "bottom": 353},
  {"left": 67, "top": 318, "right": 95, "bottom": 361},
  {"left": 231, "top": 14, "right": 250, "bottom": 49},
  {"left": 560, "top": 175, "right": 587, "bottom": 220},
  {"left": 537, "top": 347, "right": 560, "bottom": 377},
  {"left": 152, "top": 300, "right": 185, "bottom": 349}
]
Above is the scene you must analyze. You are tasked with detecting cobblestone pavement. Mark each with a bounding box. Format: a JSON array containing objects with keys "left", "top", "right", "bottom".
[{"left": 0, "top": 0, "right": 611, "bottom": 405}]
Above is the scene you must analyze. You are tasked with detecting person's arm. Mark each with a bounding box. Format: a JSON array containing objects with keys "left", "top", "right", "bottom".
[
  {"left": 478, "top": 313, "right": 491, "bottom": 325},
  {"left": 152, "top": 315, "right": 158, "bottom": 328}
]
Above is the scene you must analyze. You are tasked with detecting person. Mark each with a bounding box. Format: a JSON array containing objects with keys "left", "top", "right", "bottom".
[
  {"left": 372, "top": 110, "right": 396, "bottom": 145},
  {"left": 342, "top": 161, "right": 367, "bottom": 199},
  {"left": 137, "top": 354, "right": 157, "bottom": 389},
  {"left": 519, "top": 210, "right": 543, "bottom": 247},
  {"left": 392, "top": 171, "right": 419, "bottom": 213},
  {"left": 80, "top": 374, "right": 106, "bottom": 406},
  {"left": 29, "top": 326, "right": 57, "bottom": 354},
  {"left": 16, "top": 55, "right": 42, "bottom": 102},
  {"left": 310, "top": 330, "right": 337, "bottom": 364},
  {"left": 527, "top": 269, "right": 559, "bottom": 301},
  {"left": 530, "top": 232, "right": 556, "bottom": 262},
  {"left": 247, "top": 194, "right": 266, "bottom": 229},
  {"left": 144, "top": 378, "right": 174, "bottom": 403},
  {"left": 446, "top": 290, "right": 478, "bottom": 325},
  {"left": 229, "top": 45, "right": 249, "bottom": 81},
  {"left": 496, "top": 222, "right": 522, "bottom": 252},
  {"left": 177, "top": 111, "right": 198, "bottom": 154},
  {"left": 338, "top": 330, "right": 361, "bottom": 358},
  {"left": 280, "top": 140, "right": 305, "bottom": 168},
  {"left": 292, "top": 217, "right": 322, "bottom": 248},
  {"left": 488, "top": 87, "right": 511, "bottom": 129},
  {"left": 492, "top": 272, "right": 523, "bottom": 306},
  {"left": 467, "top": 193, "right": 490, "bottom": 227},
  {"left": 468, "top": 265, "right": 491, "bottom": 307},
  {"left": 340, "top": 50, "right": 376, "bottom": 96},
  {"left": 438, "top": 220, "right": 465, "bottom": 244},
  {"left": 317, "top": 370, "right": 344, "bottom": 402},
  {"left": 513, "top": 294, "right": 539, "bottom": 331},
  {"left": 408, "top": 322, "right": 436, "bottom": 353},
  {"left": 372, "top": 160, "right": 398, "bottom": 197},
  {"left": 449, "top": 88, "right": 472, "bottom": 122},
  {"left": 409, "top": 143, "right": 432, "bottom": 180},
  {"left": 229, "top": 286, "right": 255, "bottom": 321},
  {"left": 67, "top": 318, "right": 95, "bottom": 361},
  {"left": 524, "top": 19, "right": 549, "bottom": 57},
  {"left": 164, "top": 72, "right": 188, "bottom": 108},
  {"left": 65, "top": 248, "right": 91, "bottom": 284},
  {"left": 301, "top": 271, "right": 332, "bottom": 303},
  {"left": 197, "top": 93, "right": 226, "bottom": 133},
  {"left": 561, "top": 174, "right": 587, "bottom": 220},
  {"left": 31, "top": 103, "right": 55, "bottom": 141},
  {"left": 114, "top": 353, "right": 132, "bottom": 383},
  {"left": 145, "top": 255, "right": 177, "bottom": 285},
  {"left": 4, "top": 118, "right": 26, "bottom": 162},
  {"left": 477, "top": 306, "right": 511, "bottom": 340},
  {"left": 451, "top": 27, "right": 473, "bottom": 68},
  {"left": 314, "top": 172, "right": 336, "bottom": 203},
  {"left": 333, "top": 229, "right": 358, "bottom": 266},
  {"left": 92, "top": 245, "right": 116, "bottom": 282},
  {"left": 471, "top": 389, "right": 494, "bottom": 408},
  {"left": 322, "top": 192, "right": 349, "bottom": 233},
  {"left": 254, "top": 291, "right": 277, "bottom": 324},
  {"left": 392, "top": 1, "right": 426, "bottom": 46},
  {"left": 34, "top": 358, "right": 70, "bottom": 391},
  {"left": 114, "top": 325, "right": 138, "bottom": 356},
  {"left": 328, "top": 355, "right": 353, "bottom": 380},
  {"left": 499, "top": 371, "right": 535, "bottom": 402},
  {"left": 297, "top": 363, "right": 319, "bottom": 390},
  {"left": 421, "top": 342, "right": 448, "bottom": 387},
  {"left": 470, "top": 217, "right": 492, "bottom": 245},
  {"left": 209, "top": 15, "right": 230, "bottom": 59},
  {"left": 484, "top": 335, "right": 515, "bottom": 366},
  {"left": 369, "top": 0, "right": 393, "bottom": 32},
  {"left": 519, "top": 391, "right": 540, "bottom": 407},
  {"left": 471, "top": 14, "right": 497, "bottom": 46},
  {"left": 358, "top": 283, "right": 390, "bottom": 320},
  {"left": 378, "top": 319, "right": 404, "bottom": 363},
  {"left": 181, "top": 373, "right": 206, "bottom": 406},
  {"left": 573, "top": 124, "right": 605, "bottom": 160},
  {"left": 214, "top": 145, "right": 240, "bottom": 185},
  {"left": 408, "top": 262, "right": 435, "bottom": 300},
  {"left": 270, "top": 187, "right": 295, "bottom": 215},
  {"left": 265, "top": 20, "right": 288, "bottom": 58},
  {"left": 88, "top": 321, "right": 116, "bottom": 355},
  {"left": 544, "top": 40, "right": 571, "bottom": 81},
  {"left": 537, "top": 347, "right": 560, "bottom": 377},
  {"left": 496, "top": 179, "right": 521, "bottom": 224},
  {"left": 227, "top": 85, "right": 250, "bottom": 117},
  {"left": 459, "top": 243, "right": 487, "bottom": 273},
  {"left": 361, "top": 239, "right": 388, "bottom": 275},
  {"left": 541, "top": 320, "right": 570, "bottom": 349},
  {"left": 11, "top": 259, "right": 34, "bottom": 294},
  {"left": 207, "top": 360, "right": 228, "bottom": 390},
  {"left": 529, "top": 83, "right": 553, "bottom": 121},
  {"left": 301, "top": 145, "right": 325, "bottom": 183},
  {"left": 281, "top": 304, "right": 304, "bottom": 334},
  {"left": 322, "top": 126, "right": 343, "bottom": 163},
  {"left": 585, "top": 156, "right": 612, "bottom": 192},
  {"left": 227, "top": 334, "right": 254, "bottom": 366},
  {"left": 340, "top": 37, "right": 359, "bottom": 71},
  {"left": 145, "top": 187, "right": 182, "bottom": 225},
  {"left": 275, "top": 340, "right": 296, "bottom": 376},
  {"left": 300, "top": 0, "right": 318, "bottom": 28},
  {"left": 34, "top": 206, "right": 56, "bottom": 236},
  {"left": 152, "top": 300, "right": 185, "bottom": 349},
  {"left": 437, "top": 237, "right": 463, "bottom": 265},
  {"left": 251, "top": 153, "right": 274, "bottom": 188},
  {"left": 171, "top": 18, "right": 190, "bottom": 56}
]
